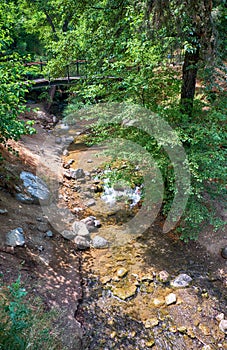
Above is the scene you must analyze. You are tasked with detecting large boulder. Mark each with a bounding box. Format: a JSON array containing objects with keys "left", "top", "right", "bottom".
[
  {"left": 15, "top": 193, "right": 34, "bottom": 204},
  {"left": 19, "top": 171, "right": 50, "bottom": 204}
]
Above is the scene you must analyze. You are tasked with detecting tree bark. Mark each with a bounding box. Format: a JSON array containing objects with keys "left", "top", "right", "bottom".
[{"left": 180, "top": 46, "right": 200, "bottom": 118}]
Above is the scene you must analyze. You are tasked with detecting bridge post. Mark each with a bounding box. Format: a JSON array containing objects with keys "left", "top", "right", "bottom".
[
  {"left": 67, "top": 65, "right": 70, "bottom": 83},
  {"left": 76, "top": 61, "right": 79, "bottom": 76},
  {"left": 40, "top": 59, "right": 43, "bottom": 72}
]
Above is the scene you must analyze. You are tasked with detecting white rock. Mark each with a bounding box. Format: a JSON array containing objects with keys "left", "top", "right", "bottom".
[
  {"left": 63, "top": 149, "right": 69, "bottom": 156},
  {"left": 171, "top": 273, "right": 192, "bottom": 288},
  {"left": 159, "top": 270, "right": 170, "bottom": 282},
  {"left": 92, "top": 236, "right": 109, "bottom": 249},
  {"left": 165, "top": 293, "right": 177, "bottom": 305},
  {"left": 94, "top": 220, "right": 101, "bottom": 227},
  {"left": 216, "top": 313, "right": 225, "bottom": 322},
  {"left": 59, "top": 123, "right": 69, "bottom": 130},
  {"left": 81, "top": 216, "right": 96, "bottom": 225},
  {"left": 0, "top": 209, "right": 8, "bottom": 214},
  {"left": 72, "top": 221, "right": 90, "bottom": 238},
  {"left": 219, "top": 319, "right": 227, "bottom": 333}
]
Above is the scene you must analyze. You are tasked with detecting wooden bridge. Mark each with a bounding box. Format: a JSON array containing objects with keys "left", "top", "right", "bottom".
[
  {"left": 25, "top": 60, "right": 88, "bottom": 88},
  {"left": 30, "top": 76, "right": 85, "bottom": 88}
]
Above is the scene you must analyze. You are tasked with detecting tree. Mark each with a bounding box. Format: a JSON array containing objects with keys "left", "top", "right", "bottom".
[
  {"left": 61, "top": 0, "right": 226, "bottom": 240},
  {"left": 143, "top": 0, "right": 214, "bottom": 117},
  {"left": 0, "top": 0, "right": 35, "bottom": 158},
  {"left": 1, "top": 0, "right": 225, "bottom": 240}
]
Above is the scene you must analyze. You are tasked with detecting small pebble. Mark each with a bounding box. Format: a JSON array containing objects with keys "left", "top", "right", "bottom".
[
  {"left": 177, "top": 326, "right": 187, "bottom": 333},
  {"left": 94, "top": 220, "right": 101, "bottom": 227},
  {"left": 219, "top": 319, "right": 227, "bottom": 333},
  {"left": 145, "top": 339, "right": 155, "bottom": 347},
  {"left": 63, "top": 149, "right": 69, "bottom": 156},
  {"left": 145, "top": 318, "right": 159, "bottom": 328},
  {"left": 159, "top": 270, "right": 169, "bottom": 282},
  {"left": 0, "top": 209, "right": 8, "bottom": 214},
  {"left": 74, "top": 236, "right": 90, "bottom": 250},
  {"left": 92, "top": 236, "right": 109, "bottom": 249},
  {"left": 165, "top": 293, "right": 177, "bottom": 305},
  {"left": 45, "top": 230, "right": 53, "bottom": 238},
  {"left": 221, "top": 246, "right": 227, "bottom": 259},
  {"left": 117, "top": 268, "right": 128, "bottom": 278},
  {"left": 85, "top": 199, "right": 96, "bottom": 207}
]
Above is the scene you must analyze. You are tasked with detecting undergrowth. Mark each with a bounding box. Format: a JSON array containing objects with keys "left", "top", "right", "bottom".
[{"left": 0, "top": 275, "right": 65, "bottom": 350}]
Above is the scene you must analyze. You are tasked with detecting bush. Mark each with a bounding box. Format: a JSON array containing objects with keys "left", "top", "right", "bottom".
[
  {"left": 0, "top": 56, "right": 36, "bottom": 160},
  {"left": 0, "top": 276, "right": 64, "bottom": 350}
]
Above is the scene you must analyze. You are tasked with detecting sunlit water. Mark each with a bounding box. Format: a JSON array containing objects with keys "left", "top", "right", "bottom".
[{"left": 101, "top": 179, "right": 142, "bottom": 208}]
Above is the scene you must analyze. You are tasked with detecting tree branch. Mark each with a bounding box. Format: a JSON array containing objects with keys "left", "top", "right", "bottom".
[{"left": 43, "top": 9, "right": 58, "bottom": 41}]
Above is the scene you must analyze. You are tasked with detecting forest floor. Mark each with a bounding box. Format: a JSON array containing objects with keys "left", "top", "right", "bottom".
[{"left": 0, "top": 103, "right": 226, "bottom": 349}]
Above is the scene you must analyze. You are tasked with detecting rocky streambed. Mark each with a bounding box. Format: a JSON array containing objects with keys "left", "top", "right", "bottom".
[
  {"left": 56, "top": 131, "right": 227, "bottom": 349},
  {"left": 1, "top": 111, "right": 226, "bottom": 350}
]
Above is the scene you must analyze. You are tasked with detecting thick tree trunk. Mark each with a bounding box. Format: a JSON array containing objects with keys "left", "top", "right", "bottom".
[{"left": 180, "top": 47, "right": 200, "bottom": 118}]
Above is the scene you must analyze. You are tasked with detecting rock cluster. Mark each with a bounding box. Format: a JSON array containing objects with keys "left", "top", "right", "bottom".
[{"left": 60, "top": 216, "right": 109, "bottom": 250}]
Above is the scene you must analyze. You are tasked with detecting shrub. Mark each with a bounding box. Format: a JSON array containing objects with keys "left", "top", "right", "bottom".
[{"left": 0, "top": 276, "right": 64, "bottom": 350}]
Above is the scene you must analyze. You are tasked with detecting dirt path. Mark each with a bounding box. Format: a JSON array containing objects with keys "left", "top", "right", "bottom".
[{"left": 0, "top": 106, "right": 84, "bottom": 349}]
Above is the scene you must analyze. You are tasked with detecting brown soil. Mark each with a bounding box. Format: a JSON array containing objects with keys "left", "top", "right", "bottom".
[{"left": 0, "top": 106, "right": 83, "bottom": 349}]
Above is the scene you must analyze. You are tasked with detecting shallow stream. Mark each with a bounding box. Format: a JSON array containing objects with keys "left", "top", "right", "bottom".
[{"left": 58, "top": 131, "right": 227, "bottom": 350}]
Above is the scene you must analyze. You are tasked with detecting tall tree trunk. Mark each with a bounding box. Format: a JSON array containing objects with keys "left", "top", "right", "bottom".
[{"left": 180, "top": 46, "right": 200, "bottom": 118}]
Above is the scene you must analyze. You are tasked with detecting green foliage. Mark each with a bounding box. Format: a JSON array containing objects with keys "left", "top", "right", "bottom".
[
  {"left": 0, "top": 1, "right": 36, "bottom": 159},
  {"left": 45, "top": 0, "right": 226, "bottom": 241},
  {"left": 96, "top": 158, "right": 144, "bottom": 190},
  {"left": 63, "top": 94, "right": 226, "bottom": 241},
  {"left": 0, "top": 276, "right": 64, "bottom": 350},
  {"left": 0, "top": 0, "right": 226, "bottom": 241},
  {"left": 0, "top": 57, "right": 36, "bottom": 159}
]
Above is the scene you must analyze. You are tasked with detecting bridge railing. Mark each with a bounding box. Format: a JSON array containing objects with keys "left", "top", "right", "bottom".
[{"left": 24, "top": 59, "right": 87, "bottom": 82}]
